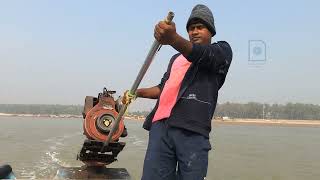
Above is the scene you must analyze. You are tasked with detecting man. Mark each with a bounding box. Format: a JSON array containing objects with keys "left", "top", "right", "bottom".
[{"left": 123, "top": 4, "right": 232, "bottom": 180}]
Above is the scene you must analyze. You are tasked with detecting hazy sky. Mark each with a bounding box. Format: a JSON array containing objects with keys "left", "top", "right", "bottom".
[{"left": 1, "top": 0, "right": 319, "bottom": 111}]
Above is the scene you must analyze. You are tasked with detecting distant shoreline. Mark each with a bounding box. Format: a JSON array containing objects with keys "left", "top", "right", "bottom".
[
  {"left": 213, "top": 118, "right": 320, "bottom": 127},
  {"left": 0, "top": 113, "right": 82, "bottom": 118},
  {"left": 1, "top": 113, "right": 320, "bottom": 127},
  {"left": 125, "top": 117, "right": 320, "bottom": 127}
]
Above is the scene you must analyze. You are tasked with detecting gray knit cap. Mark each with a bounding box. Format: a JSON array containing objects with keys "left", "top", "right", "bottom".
[{"left": 186, "top": 4, "right": 216, "bottom": 36}]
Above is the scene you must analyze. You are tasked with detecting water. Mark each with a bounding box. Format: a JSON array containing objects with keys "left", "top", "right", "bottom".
[{"left": 0, "top": 116, "right": 319, "bottom": 179}]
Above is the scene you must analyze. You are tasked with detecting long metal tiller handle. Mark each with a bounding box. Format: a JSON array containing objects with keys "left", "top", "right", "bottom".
[{"left": 101, "top": 12, "right": 175, "bottom": 150}]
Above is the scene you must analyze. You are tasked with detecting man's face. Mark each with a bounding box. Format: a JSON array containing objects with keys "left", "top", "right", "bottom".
[{"left": 188, "top": 23, "right": 212, "bottom": 45}]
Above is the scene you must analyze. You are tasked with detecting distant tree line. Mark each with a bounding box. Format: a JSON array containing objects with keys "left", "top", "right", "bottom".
[
  {"left": 128, "top": 110, "right": 150, "bottom": 117},
  {"left": 214, "top": 102, "right": 320, "bottom": 120},
  {"left": 1, "top": 102, "right": 320, "bottom": 120},
  {"left": 0, "top": 104, "right": 83, "bottom": 115}
]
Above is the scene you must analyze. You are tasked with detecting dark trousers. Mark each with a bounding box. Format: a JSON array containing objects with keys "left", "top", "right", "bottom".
[{"left": 141, "top": 120, "right": 211, "bottom": 180}]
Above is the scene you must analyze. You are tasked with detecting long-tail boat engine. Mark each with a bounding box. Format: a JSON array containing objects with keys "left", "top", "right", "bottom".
[{"left": 77, "top": 87, "right": 127, "bottom": 166}]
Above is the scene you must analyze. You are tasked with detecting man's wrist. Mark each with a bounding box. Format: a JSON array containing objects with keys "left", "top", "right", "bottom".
[
  {"left": 170, "top": 33, "right": 193, "bottom": 57},
  {"left": 135, "top": 89, "right": 142, "bottom": 98},
  {"left": 169, "top": 33, "right": 180, "bottom": 47}
]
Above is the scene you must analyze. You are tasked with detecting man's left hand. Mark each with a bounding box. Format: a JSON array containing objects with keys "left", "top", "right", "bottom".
[{"left": 122, "top": 90, "right": 137, "bottom": 105}]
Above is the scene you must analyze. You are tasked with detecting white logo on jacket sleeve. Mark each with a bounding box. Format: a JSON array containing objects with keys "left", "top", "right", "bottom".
[
  {"left": 182, "top": 94, "right": 212, "bottom": 105},
  {"left": 187, "top": 93, "right": 197, "bottom": 99}
]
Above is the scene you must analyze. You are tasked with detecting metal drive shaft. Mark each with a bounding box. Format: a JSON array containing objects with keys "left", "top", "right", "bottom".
[{"left": 101, "top": 12, "right": 174, "bottom": 151}]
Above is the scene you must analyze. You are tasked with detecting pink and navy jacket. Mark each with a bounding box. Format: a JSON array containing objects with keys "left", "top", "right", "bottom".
[{"left": 143, "top": 41, "right": 233, "bottom": 138}]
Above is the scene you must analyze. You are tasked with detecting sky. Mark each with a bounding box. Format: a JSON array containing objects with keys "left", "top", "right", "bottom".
[{"left": 0, "top": 0, "right": 319, "bottom": 111}]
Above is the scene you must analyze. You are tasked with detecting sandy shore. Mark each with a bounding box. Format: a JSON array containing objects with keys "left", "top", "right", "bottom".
[
  {"left": 213, "top": 118, "right": 320, "bottom": 127},
  {"left": 0, "top": 113, "right": 82, "bottom": 118},
  {"left": 1, "top": 113, "right": 320, "bottom": 127},
  {"left": 125, "top": 117, "right": 320, "bottom": 127}
]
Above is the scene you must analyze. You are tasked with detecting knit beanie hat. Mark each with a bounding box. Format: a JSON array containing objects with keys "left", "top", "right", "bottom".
[{"left": 186, "top": 4, "right": 216, "bottom": 36}]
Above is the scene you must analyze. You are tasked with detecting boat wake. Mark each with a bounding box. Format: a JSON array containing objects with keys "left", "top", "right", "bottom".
[{"left": 15, "top": 132, "right": 81, "bottom": 179}]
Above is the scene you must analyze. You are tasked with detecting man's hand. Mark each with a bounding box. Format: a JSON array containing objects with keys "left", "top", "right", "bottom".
[
  {"left": 154, "top": 21, "right": 177, "bottom": 45},
  {"left": 122, "top": 90, "right": 137, "bottom": 105}
]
